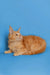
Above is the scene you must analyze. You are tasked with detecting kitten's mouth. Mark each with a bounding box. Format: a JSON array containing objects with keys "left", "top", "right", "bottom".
[
  {"left": 19, "top": 36, "right": 22, "bottom": 39},
  {"left": 16, "top": 37, "right": 23, "bottom": 40}
]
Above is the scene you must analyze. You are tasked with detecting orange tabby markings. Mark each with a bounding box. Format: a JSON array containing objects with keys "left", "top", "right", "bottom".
[{"left": 4, "top": 26, "right": 46, "bottom": 56}]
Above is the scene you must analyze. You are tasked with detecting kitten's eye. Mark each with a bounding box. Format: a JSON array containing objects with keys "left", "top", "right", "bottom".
[{"left": 16, "top": 34, "right": 18, "bottom": 36}]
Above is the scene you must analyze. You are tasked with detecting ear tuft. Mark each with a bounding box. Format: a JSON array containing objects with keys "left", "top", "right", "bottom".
[
  {"left": 9, "top": 26, "right": 13, "bottom": 34},
  {"left": 18, "top": 27, "right": 21, "bottom": 32}
]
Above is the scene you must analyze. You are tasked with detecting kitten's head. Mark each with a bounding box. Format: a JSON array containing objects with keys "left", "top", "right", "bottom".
[{"left": 9, "top": 26, "right": 23, "bottom": 41}]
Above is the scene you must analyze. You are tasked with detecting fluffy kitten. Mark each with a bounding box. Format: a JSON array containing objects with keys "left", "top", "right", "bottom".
[{"left": 4, "top": 26, "right": 46, "bottom": 56}]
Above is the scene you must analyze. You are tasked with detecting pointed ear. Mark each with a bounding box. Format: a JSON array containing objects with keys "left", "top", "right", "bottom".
[
  {"left": 9, "top": 26, "right": 13, "bottom": 34},
  {"left": 18, "top": 27, "right": 21, "bottom": 32}
]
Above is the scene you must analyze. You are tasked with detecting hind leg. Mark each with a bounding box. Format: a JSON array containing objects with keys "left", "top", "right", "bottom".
[{"left": 23, "top": 51, "right": 35, "bottom": 55}]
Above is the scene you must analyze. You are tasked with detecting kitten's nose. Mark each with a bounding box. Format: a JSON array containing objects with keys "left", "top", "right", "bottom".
[{"left": 19, "top": 35, "right": 22, "bottom": 38}]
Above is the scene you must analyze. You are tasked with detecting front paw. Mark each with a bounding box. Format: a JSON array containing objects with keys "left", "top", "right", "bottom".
[
  {"left": 4, "top": 51, "right": 8, "bottom": 54},
  {"left": 4, "top": 50, "right": 12, "bottom": 54},
  {"left": 13, "top": 53, "right": 19, "bottom": 56}
]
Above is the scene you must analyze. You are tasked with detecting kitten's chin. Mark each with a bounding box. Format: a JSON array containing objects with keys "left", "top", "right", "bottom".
[
  {"left": 9, "top": 38, "right": 23, "bottom": 42},
  {"left": 16, "top": 37, "right": 23, "bottom": 41}
]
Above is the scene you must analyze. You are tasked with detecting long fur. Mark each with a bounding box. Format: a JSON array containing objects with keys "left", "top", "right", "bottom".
[{"left": 4, "top": 26, "right": 46, "bottom": 56}]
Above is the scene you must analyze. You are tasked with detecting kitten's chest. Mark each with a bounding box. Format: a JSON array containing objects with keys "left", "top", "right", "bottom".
[{"left": 8, "top": 41, "right": 23, "bottom": 49}]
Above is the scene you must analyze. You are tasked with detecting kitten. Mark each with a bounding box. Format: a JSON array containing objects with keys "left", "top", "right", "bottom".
[{"left": 4, "top": 26, "right": 46, "bottom": 56}]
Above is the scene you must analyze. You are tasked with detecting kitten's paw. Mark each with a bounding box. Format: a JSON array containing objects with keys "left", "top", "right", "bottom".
[
  {"left": 4, "top": 51, "right": 8, "bottom": 54},
  {"left": 4, "top": 50, "right": 12, "bottom": 54},
  {"left": 13, "top": 53, "right": 19, "bottom": 56}
]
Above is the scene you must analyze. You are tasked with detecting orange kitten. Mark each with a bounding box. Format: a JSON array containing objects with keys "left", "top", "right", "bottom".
[{"left": 4, "top": 26, "right": 46, "bottom": 56}]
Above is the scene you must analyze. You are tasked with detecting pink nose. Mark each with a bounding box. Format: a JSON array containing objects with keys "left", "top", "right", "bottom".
[{"left": 19, "top": 35, "right": 22, "bottom": 38}]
